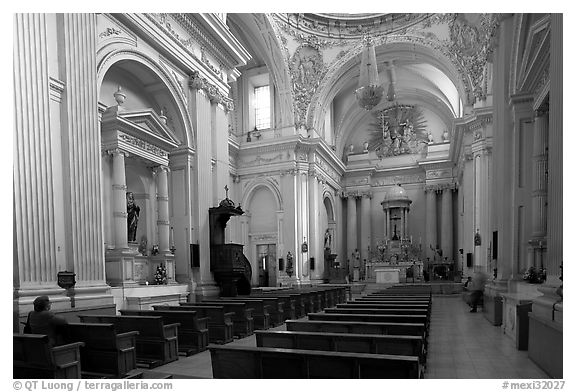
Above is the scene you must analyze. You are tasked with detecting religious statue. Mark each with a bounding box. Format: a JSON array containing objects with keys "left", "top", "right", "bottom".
[
  {"left": 427, "top": 132, "right": 434, "bottom": 144},
  {"left": 324, "top": 229, "right": 332, "bottom": 249},
  {"left": 348, "top": 144, "right": 354, "bottom": 153},
  {"left": 352, "top": 249, "right": 360, "bottom": 268},
  {"left": 127, "top": 192, "right": 140, "bottom": 242}
]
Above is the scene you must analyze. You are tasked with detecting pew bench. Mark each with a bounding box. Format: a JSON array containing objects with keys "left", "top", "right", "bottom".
[
  {"left": 307, "top": 312, "right": 429, "bottom": 330},
  {"left": 241, "top": 294, "right": 296, "bottom": 321},
  {"left": 325, "top": 307, "right": 429, "bottom": 317},
  {"left": 286, "top": 320, "right": 427, "bottom": 343},
  {"left": 79, "top": 314, "right": 179, "bottom": 368},
  {"left": 117, "top": 309, "right": 209, "bottom": 356},
  {"left": 209, "top": 344, "right": 421, "bottom": 378},
  {"left": 255, "top": 330, "right": 425, "bottom": 366},
  {"left": 338, "top": 303, "right": 431, "bottom": 317},
  {"left": 153, "top": 305, "right": 234, "bottom": 344},
  {"left": 66, "top": 322, "right": 138, "bottom": 378},
  {"left": 207, "top": 298, "right": 271, "bottom": 330},
  {"left": 13, "top": 334, "right": 84, "bottom": 379},
  {"left": 187, "top": 301, "right": 254, "bottom": 338},
  {"left": 232, "top": 296, "right": 285, "bottom": 326}
]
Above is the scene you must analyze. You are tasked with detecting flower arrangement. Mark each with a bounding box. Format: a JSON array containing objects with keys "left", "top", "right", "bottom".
[
  {"left": 154, "top": 264, "right": 168, "bottom": 285},
  {"left": 522, "top": 266, "right": 546, "bottom": 284}
]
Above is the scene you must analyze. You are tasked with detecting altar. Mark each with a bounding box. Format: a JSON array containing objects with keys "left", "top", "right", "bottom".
[
  {"left": 374, "top": 268, "right": 400, "bottom": 284},
  {"left": 366, "top": 261, "right": 423, "bottom": 282}
]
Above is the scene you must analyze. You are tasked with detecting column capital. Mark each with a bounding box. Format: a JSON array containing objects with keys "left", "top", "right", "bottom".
[
  {"left": 361, "top": 191, "right": 373, "bottom": 199},
  {"left": 105, "top": 148, "right": 128, "bottom": 158},
  {"left": 152, "top": 165, "right": 170, "bottom": 175}
]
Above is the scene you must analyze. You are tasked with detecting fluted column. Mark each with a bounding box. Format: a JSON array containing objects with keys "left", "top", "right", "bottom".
[
  {"left": 546, "top": 13, "right": 562, "bottom": 283},
  {"left": 111, "top": 150, "right": 129, "bottom": 250},
  {"left": 189, "top": 79, "right": 218, "bottom": 294},
  {"left": 425, "top": 187, "right": 437, "bottom": 259},
  {"left": 360, "top": 192, "right": 372, "bottom": 263},
  {"left": 347, "top": 195, "right": 358, "bottom": 267},
  {"left": 441, "top": 187, "right": 453, "bottom": 261},
  {"left": 14, "top": 13, "right": 59, "bottom": 286},
  {"left": 156, "top": 166, "right": 170, "bottom": 252}
]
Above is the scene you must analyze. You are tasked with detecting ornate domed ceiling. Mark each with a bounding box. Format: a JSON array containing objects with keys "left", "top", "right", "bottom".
[{"left": 227, "top": 13, "right": 502, "bottom": 164}]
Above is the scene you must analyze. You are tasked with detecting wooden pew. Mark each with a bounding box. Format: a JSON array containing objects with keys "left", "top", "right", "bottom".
[
  {"left": 187, "top": 302, "right": 254, "bottom": 338},
  {"left": 338, "top": 303, "right": 431, "bottom": 317},
  {"left": 14, "top": 334, "right": 84, "bottom": 379},
  {"left": 152, "top": 305, "right": 234, "bottom": 344},
  {"left": 286, "top": 320, "right": 426, "bottom": 342},
  {"left": 230, "top": 296, "right": 285, "bottom": 327},
  {"left": 209, "top": 344, "right": 421, "bottom": 378},
  {"left": 255, "top": 330, "right": 425, "bottom": 366},
  {"left": 205, "top": 298, "right": 271, "bottom": 330},
  {"left": 325, "top": 307, "right": 429, "bottom": 317},
  {"left": 116, "top": 309, "right": 208, "bottom": 356},
  {"left": 241, "top": 293, "right": 297, "bottom": 320},
  {"left": 308, "top": 312, "right": 429, "bottom": 330},
  {"left": 66, "top": 322, "right": 139, "bottom": 378},
  {"left": 79, "top": 314, "right": 179, "bottom": 368}
]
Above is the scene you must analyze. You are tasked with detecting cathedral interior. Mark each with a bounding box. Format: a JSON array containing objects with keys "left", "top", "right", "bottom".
[{"left": 12, "top": 13, "right": 563, "bottom": 380}]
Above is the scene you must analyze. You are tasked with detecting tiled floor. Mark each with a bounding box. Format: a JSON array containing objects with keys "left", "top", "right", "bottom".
[{"left": 153, "top": 296, "right": 549, "bottom": 379}]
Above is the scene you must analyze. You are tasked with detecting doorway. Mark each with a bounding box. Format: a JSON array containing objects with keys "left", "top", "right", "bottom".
[{"left": 256, "top": 244, "right": 276, "bottom": 287}]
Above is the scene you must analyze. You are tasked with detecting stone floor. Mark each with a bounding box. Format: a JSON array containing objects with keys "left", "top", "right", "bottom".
[{"left": 153, "top": 295, "right": 550, "bottom": 379}]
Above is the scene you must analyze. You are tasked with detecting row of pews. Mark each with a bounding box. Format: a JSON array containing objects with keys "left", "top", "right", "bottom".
[
  {"left": 13, "top": 286, "right": 346, "bottom": 379},
  {"left": 209, "top": 284, "right": 432, "bottom": 379}
]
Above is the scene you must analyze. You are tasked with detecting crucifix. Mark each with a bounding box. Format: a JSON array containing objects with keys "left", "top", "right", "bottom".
[{"left": 224, "top": 185, "right": 229, "bottom": 199}]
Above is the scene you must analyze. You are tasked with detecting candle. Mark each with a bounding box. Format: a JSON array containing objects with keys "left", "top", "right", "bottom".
[{"left": 411, "top": 235, "right": 413, "bottom": 243}]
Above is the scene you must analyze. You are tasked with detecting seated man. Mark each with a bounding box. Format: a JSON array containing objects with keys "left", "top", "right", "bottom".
[
  {"left": 463, "top": 276, "right": 472, "bottom": 291},
  {"left": 28, "top": 296, "right": 69, "bottom": 346}
]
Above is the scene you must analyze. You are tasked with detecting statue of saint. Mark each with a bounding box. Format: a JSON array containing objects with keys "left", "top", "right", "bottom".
[
  {"left": 324, "top": 229, "right": 332, "bottom": 249},
  {"left": 126, "top": 192, "right": 140, "bottom": 242}
]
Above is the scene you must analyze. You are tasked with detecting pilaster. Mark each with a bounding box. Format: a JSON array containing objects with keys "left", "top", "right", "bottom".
[
  {"left": 425, "top": 187, "right": 438, "bottom": 259},
  {"left": 360, "top": 192, "right": 372, "bottom": 264},
  {"left": 346, "top": 194, "right": 358, "bottom": 270}
]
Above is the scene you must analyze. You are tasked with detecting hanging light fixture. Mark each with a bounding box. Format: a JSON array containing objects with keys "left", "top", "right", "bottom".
[{"left": 355, "top": 35, "right": 383, "bottom": 111}]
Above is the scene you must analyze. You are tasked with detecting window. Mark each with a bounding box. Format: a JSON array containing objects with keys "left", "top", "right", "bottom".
[{"left": 254, "top": 85, "right": 270, "bottom": 129}]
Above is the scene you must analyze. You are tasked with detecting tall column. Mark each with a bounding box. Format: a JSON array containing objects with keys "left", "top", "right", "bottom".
[
  {"left": 111, "top": 150, "right": 129, "bottom": 250},
  {"left": 156, "top": 166, "right": 170, "bottom": 252},
  {"left": 360, "top": 192, "right": 372, "bottom": 263},
  {"left": 546, "top": 13, "right": 562, "bottom": 283},
  {"left": 346, "top": 195, "right": 358, "bottom": 267},
  {"left": 441, "top": 187, "right": 453, "bottom": 261},
  {"left": 404, "top": 208, "right": 409, "bottom": 238},
  {"left": 425, "top": 187, "right": 437, "bottom": 259},
  {"left": 308, "top": 174, "right": 320, "bottom": 280},
  {"left": 530, "top": 109, "right": 548, "bottom": 274},
  {"left": 189, "top": 78, "right": 219, "bottom": 297},
  {"left": 384, "top": 209, "right": 390, "bottom": 240},
  {"left": 14, "top": 13, "right": 59, "bottom": 288}
]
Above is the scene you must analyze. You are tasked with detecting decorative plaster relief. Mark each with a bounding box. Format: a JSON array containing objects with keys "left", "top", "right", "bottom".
[
  {"left": 314, "top": 156, "right": 340, "bottom": 183},
  {"left": 240, "top": 153, "right": 285, "bottom": 167},
  {"left": 118, "top": 134, "right": 169, "bottom": 158},
  {"left": 372, "top": 174, "right": 424, "bottom": 187},
  {"left": 289, "top": 43, "right": 327, "bottom": 129},
  {"left": 347, "top": 177, "right": 370, "bottom": 186},
  {"left": 97, "top": 15, "right": 137, "bottom": 48},
  {"left": 426, "top": 169, "right": 452, "bottom": 179},
  {"left": 188, "top": 70, "right": 234, "bottom": 112}
]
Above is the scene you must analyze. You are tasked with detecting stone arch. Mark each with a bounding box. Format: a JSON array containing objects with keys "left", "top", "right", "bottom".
[
  {"left": 96, "top": 48, "right": 194, "bottom": 148},
  {"left": 241, "top": 178, "right": 283, "bottom": 213}
]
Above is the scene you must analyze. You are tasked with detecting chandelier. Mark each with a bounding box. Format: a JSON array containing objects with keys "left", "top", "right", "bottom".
[{"left": 355, "top": 36, "right": 384, "bottom": 111}]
